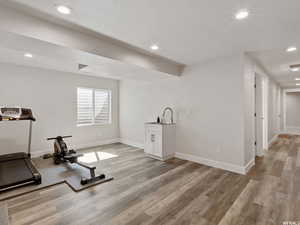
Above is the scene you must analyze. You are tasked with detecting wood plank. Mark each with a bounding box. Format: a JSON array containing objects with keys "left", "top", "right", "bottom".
[
  {"left": 104, "top": 165, "right": 209, "bottom": 225},
  {"left": 0, "top": 201, "right": 9, "bottom": 225},
  {"left": 218, "top": 180, "right": 259, "bottom": 225}
]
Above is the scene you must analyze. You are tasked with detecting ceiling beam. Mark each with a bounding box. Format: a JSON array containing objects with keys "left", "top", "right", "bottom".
[{"left": 0, "top": 2, "right": 184, "bottom": 76}]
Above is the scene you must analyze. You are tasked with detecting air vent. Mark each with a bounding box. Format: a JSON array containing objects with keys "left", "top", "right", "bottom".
[{"left": 290, "top": 64, "right": 300, "bottom": 72}]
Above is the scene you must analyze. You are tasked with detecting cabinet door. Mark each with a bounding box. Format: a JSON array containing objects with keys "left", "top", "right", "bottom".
[
  {"left": 145, "top": 127, "right": 162, "bottom": 157},
  {"left": 145, "top": 128, "right": 154, "bottom": 154},
  {"left": 152, "top": 130, "right": 162, "bottom": 157}
]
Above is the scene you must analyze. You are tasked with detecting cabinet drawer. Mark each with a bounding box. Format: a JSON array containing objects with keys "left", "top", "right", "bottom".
[{"left": 146, "top": 124, "right": 162, "bottom": 133}]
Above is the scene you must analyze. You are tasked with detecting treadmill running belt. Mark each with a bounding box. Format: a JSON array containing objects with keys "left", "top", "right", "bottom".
[{"left": 0, "top": 159, "right": 34, "bottom": 189}]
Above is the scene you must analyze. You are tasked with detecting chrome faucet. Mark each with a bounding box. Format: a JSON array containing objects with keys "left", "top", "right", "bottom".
[{"left": 162, "top": 107, "right": 174, "bottom": 124}]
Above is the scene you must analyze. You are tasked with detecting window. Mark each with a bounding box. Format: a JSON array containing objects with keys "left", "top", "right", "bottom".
[{"left": 77, "top": 88, "right": 111, "bottom": 126}]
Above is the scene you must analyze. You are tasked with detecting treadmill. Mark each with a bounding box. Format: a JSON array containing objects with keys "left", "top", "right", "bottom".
[{"left": 0, "top": 107, "right": 41, "bottom": 192}]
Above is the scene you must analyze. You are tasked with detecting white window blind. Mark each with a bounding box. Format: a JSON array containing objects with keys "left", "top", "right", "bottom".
[{"left": 77, "top": 88, "right": 111, "bottom": 126}]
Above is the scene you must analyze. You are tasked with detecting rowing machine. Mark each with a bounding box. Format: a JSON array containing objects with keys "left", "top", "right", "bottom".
[{"left": 46, "top": 136, "right": 105, "bottom": 185}]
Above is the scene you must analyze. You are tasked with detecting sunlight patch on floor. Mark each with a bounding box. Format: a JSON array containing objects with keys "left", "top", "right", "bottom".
[
  {"left": 79, "top": 151, "right": 118, "bottom": 163},
  {"left": 97, "top": 152, "right": 118, "bottom": 160}
]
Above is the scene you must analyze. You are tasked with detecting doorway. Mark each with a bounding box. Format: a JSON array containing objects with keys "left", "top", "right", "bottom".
[
  {"left": 283, "top": 89, "right": 300, "bottom": 133},
  {"left": 255, "top": 73, "right": 268, "bottom": 156}
]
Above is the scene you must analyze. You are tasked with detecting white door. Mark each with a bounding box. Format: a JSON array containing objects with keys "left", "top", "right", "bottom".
[
  {"left": 277, "top": 89, "right": 281, "bottom": 132},
  {"left": 255, "top": 75, "right": 264, "bottom": 156}
]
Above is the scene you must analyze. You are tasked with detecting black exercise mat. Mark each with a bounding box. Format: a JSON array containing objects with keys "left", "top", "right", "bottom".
[{"left": 0, "top": 157, "right": 113, "bottom": 201}]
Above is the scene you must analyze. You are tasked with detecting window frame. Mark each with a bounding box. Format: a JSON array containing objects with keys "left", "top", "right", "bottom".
[{"left": 77, "top": 87, "right": 112, "bottom": 127}]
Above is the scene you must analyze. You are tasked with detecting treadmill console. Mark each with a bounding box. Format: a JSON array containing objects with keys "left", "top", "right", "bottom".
[
  {"left": 0, "top": 107, "right": 36, "bottom": 121},
  {"left": 0, "top": 107, "right": 22, "bottom": 119}
]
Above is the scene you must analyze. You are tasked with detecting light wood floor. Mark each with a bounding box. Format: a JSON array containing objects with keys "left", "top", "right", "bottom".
[{"left": 2, "top": 134, "right": 300, "bottom": 225}]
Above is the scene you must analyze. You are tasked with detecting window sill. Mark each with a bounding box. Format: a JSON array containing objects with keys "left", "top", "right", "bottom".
[{"left": 77, "top": 123, "right": 112, "bottom": 127}]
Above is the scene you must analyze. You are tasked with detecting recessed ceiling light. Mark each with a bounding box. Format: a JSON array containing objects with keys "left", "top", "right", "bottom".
[
  {"left": 286, "top": 46, "right": 297, "bottom": 52},
  {"left": 296, "top": 83, "right": 300, "bottom": 86},
  {"left": 295, "top": 78, "right": 300, "bottom": 80},
  {"left": 291, "top": 67, "right": 300, "bottom": 72},
  {"left": 150, "top": 44, "right": 159, "bottom": 50},
  {"left": 24, "top": 53, "right": 33, "bottom": 58},
  {"left": 235, "top": 10, "right": 249, "bottom": 20},
  {"left": 56, "top": 5, "right": 71, "bottom": 14}
]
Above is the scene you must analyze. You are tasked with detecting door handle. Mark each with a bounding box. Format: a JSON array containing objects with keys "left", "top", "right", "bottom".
[{"left": 151, "top": 134, "right": 155, "bottom": 142}]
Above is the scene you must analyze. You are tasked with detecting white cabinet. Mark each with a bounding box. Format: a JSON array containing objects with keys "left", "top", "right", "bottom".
[{"left": 144, "top": 123, "right": 176, "bottom": 161}]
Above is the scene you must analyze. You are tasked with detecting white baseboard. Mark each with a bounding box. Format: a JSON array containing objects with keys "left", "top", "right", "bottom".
[
  {"left": 31, "top": 138, "right": 121, "bottom": 158},
  {"left": 31, "top": 149, "right": 52, "bottom": 158},
  {"left": 245, "top": 159, "right": 255, "bottom": 173},
  {"left": 174, "top": 152, "right": 248, "bottom": 175},
  {"left": 74, "top": 138, "right": 121, "bottom": 150},
  {"left": 268, "top": 134, "right": 279, "bottom": 148},
  {"left": 281, "top": 132, "right": 300, "bottom": 135},
  {"left": 281, "top": 127, "right": 300, "bottom": 135},
  {"left": 119, "top": 138, "right": 144, "bottom": 149}
]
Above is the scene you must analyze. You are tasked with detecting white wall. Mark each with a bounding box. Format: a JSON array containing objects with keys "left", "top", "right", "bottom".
[
  {"left": 120, "top": 53, "right": 283, "bottom": 173},
  {"left": 0, "top": 55, "right": 282, "bottom": 174},
  {"left": 120, "top": 54, "right": 247, "bottom": 172},
  {"left": 0, "top": 63, "right": 119, "bottom": 156},
  {"left": 243, "top": 55, "right": 255, "bottom": 165},
  {"left": 285, "top": 92, "right": 300, "bottom": 131}
]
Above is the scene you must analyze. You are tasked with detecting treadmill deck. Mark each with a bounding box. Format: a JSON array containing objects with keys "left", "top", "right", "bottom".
[{"left": 0, "top": 153, "right": 41, "bottom": 191}]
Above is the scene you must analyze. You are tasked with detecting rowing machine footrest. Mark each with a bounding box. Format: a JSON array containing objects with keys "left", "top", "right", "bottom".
[
  {"left": 80, "top": 174, "right": 106, "bottom": 185},
  {"left": 33, "top": 173, "right": 42, "bottom": 185}
]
